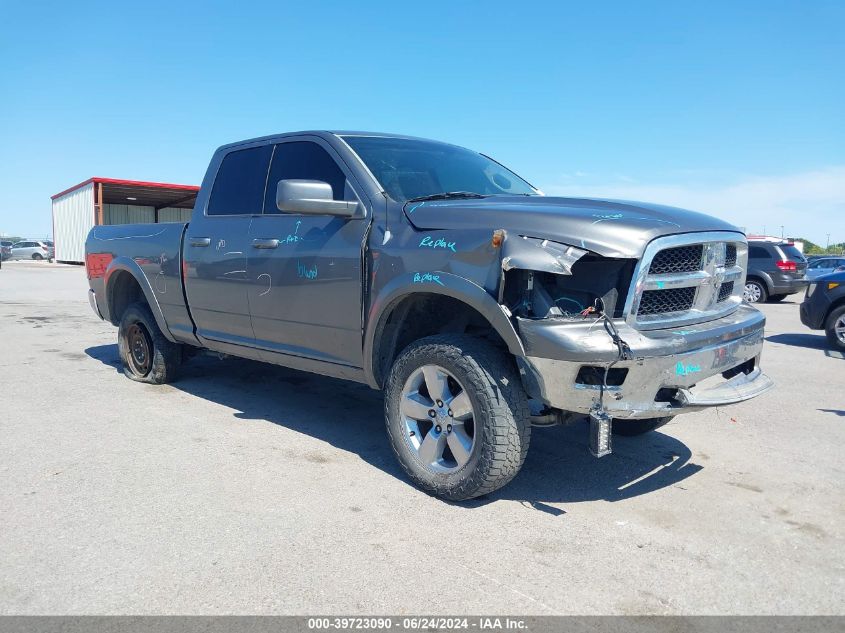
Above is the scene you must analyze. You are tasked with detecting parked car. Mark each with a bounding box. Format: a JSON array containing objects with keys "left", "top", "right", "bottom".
[
  {"left": 800, "top": 270, "right": 845, "bottom": 351},
  {"left": 0, "top": 241, "right": 12, "bottom": 261},
  {"left": 744, "top": 240, "right": 808, "bottom": 303},
  {"left": 84, "top": 131, "right": 773, "bottom": 500},
  {"left": 10, "top": 240, "right": 54, "bottom": 261},
  {"left": 805, "top": 256, "right": 845, "bottom": 280}
]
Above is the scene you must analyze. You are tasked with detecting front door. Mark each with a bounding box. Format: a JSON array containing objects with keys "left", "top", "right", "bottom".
[
  {"left": 247, "top": 138, "right": 370, "bottom": 367},
  {"left": 184, "top": 143, "right": 273, "bottom": 346}
]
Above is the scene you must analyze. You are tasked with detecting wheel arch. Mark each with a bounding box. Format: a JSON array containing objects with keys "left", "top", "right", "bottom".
[
  {"left": 104, "top": 257, "right": 176, "bottom": 342},
  {"left": 825, "top": 293, "right": 845, "bottom": 323},
  {"left": 364, "top": 272, "right": 524, "bottom": 389},
  {"left": 746, "top": 271, "right": 773, "bottom": 293}
]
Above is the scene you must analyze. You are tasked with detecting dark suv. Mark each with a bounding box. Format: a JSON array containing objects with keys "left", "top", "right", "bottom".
[
  {"left": 744, "top": 240, "right": 808, "bottom": 303},
  {"left": 800, "top": 270, "right": 845, "bottom": 351}
]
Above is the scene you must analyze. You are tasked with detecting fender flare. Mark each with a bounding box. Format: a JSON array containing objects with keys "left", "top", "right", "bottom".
[
  {"left": 103, "top": 256, "right": 177, "bottom": 343},
  {"left": 363, "top": 271, "right": 524, "bottom": 388}
]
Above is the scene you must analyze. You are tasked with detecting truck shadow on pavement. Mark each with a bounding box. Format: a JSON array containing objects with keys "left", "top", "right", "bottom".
[
  {"left": 86, "top": 344, "right": 702, "bottom": 508},
  {"left": 765, "top": 333, "right": 830, "bottom": 350}
]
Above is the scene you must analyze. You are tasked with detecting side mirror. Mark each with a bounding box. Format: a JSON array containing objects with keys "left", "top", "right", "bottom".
[{"left": 275, "top": 179, "right": 361, "bottom": 218}]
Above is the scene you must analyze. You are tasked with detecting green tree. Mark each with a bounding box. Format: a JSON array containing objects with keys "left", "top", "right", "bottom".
[{"left": 796, "top": 237, "right": 845, "bottom": 255}]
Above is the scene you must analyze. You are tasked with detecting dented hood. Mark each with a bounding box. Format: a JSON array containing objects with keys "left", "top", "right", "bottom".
[{"left": 404, "top": 195, "right": 742, "bottom": 258}]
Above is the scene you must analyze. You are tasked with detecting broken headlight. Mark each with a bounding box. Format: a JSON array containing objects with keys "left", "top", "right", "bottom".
[{"left": 501, "top": 237, "right": 636, "bottom": 320}]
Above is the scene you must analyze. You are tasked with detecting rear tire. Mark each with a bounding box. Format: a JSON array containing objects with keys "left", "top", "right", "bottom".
[
  {"left": 768, "top": 294, "right": 787, "bottom": 302},
  {"left": 825, "top": 306, "right": 845, "bottom": 352},
  {"left": 384, "top": 335, "right": 531, "bottom": 501},
  {"left": 32, "top": 253, "right": 43, "bottom": 261},
  {"left": 118, "top": 302, "right": 181, "bottom": 384},
  {"left": 743, "top": 279, "right": 768, "bottom": 303},
  {"left": 612, "top": 417, "right": 671, "bottom": 436}
]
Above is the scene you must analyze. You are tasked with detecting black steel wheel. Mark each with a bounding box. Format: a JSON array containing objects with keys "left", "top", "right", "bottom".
[
  {"left": 118, "top": 302, "right": 182, "bottom": 384},
  {"left": 125, "top": 323, "right": 153, "bottom": 377}
]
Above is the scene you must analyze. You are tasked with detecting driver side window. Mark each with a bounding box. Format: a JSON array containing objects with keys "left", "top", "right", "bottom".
[{"left": 263, "top": 141, "right": 349, "bottom": 214}]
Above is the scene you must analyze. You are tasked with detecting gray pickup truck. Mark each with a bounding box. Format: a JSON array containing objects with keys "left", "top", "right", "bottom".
[{"left": 85, "top": 131, "right": 773, "bottom": 500}]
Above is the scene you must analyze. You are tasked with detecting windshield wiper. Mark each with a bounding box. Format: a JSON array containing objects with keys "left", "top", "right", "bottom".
[{"left": 406, "top": 191, "right": 488, "bottom": 203}]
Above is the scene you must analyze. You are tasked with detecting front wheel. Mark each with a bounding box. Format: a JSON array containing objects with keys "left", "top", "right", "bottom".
[
  {"left": 825, "top": 306, "right": 845, "bottom": 352},
  {"left": 384, "top": 335, "right": 531, "bottom": 501},
  {"left": 612, "top": 417, "right": 671, "bottom": 436},
  {"left": 743, "top": 279, "right": 768, "bottom": 303},
  {"left": 118, "top": 302, "right": 182, "bottom": 384}
]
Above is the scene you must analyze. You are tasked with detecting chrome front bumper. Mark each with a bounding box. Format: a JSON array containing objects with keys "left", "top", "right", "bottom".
[{"left": 518, "top": 304, "right": 774, "bottom": 419}]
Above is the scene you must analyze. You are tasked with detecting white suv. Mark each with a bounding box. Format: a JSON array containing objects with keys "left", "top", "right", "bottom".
[{"left": 10, "top": 240, "right": 54, "bottom": 261}]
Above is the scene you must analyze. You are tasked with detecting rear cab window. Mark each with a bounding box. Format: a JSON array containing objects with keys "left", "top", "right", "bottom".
[{"left": 207, "top": 145, "right": 274, "bottom": 215}]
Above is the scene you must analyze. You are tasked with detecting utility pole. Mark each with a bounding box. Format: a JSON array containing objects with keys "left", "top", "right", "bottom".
[
  {"left": 780, "top": 225, "right": 785, "bottom": 240},
  {"left": 827, "top": 234, "right": 831, "bottom": 251}
]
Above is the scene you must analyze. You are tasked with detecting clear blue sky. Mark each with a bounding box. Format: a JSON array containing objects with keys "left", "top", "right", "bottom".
[{"left": 1, "top": 0, "right": 842, "bottom": 245}]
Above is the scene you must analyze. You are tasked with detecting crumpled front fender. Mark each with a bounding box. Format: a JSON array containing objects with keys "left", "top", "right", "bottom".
[{"left": 501, "top": 236, "right": 588, "bottom": 275}]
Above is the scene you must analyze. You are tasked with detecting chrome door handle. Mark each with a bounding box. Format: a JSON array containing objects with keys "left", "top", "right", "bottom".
[
  {"left": 252, "top": 238, "right": 280, "bottom": 249},
  {"left": 189, "top": 237, "right": 211, "bottom": 247}
]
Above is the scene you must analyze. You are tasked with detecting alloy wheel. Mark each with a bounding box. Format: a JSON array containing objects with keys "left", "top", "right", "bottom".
[
  {"left": 400, "top": 364, "right": 476, "bottom": 473},
  {"left": 744, "top": 282, "right": 762, "bottom": 303}
]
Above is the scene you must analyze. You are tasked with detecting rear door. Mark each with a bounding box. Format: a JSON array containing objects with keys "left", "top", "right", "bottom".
[
  {"left": 184, "top": 143, "right": 273, "bottom": 346},
  {"left": 247, "top": 138, "right": 370, "bottom": 367},
  {"left": 747, "top": 244, "right": 772, "bottom": 275}
]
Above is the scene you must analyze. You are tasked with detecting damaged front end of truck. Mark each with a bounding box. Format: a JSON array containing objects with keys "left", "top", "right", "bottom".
[{"left": 496, "top": 230, "right": 774, "bottom": 456}]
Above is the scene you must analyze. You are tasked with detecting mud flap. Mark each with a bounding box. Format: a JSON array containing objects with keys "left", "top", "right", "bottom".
[{"left": 589, "top": 409, "right": 613, "bottom": 457}]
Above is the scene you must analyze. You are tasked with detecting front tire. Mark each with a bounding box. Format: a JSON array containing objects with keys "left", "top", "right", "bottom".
[
  {"left": 384, "top": 335, "right": 531, "bottom": 501},
  {"left": 825, "top": 306, "right": 845, "bottom": 352},
  {"left": 612, "top": 417, "right": 671, "bottom": 436},
  {"left": 743, "top": 279, "right": 768, "bottom": 303},
  {"left": 118, "top": 302, "right": 181, "bottom": 384}
]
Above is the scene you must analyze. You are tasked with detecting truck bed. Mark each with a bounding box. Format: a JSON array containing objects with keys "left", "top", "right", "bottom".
[{"left": 85, "top": 222, "right": 195, "bottom": 343}]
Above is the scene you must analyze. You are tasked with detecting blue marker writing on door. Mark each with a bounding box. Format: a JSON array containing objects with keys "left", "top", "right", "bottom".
[
  {"left": 297, "top": 260, "right": 318, "bottom": 280},
  {"left": 281, "top": 220, "right": 302, "bottom": 245}
]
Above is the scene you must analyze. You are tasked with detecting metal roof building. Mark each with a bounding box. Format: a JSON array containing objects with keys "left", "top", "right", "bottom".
[{"left": 51, "top": 178, "right": 199, "bottom": 263}]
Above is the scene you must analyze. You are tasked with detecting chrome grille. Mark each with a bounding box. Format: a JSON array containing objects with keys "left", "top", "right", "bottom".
[
  {"left": 638, "top": 287, "right": 697, "bottom": 315},
  {"left": 717, "top": 281, "right": 735, "bottom": 302},
  {"left": 625, "top": 232, "right": 748, "bottom": 330},
  {"left": 649, "top": 245, "right": 703, "bottom": 274}
]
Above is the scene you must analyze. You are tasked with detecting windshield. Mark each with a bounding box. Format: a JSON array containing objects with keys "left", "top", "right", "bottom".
[{"left": 342, "top": 136, "right": 538, "bottom": 202}]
